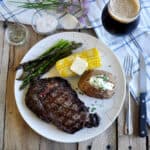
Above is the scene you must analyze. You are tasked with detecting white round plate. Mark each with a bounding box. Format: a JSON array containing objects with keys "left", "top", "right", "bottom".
[{"left": 15, "top": 32, "right": 126, "bottom": 143}]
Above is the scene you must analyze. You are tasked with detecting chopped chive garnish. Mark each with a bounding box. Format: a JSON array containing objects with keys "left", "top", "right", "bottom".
[
  {"left": 102, "top": 75, "right": 109, "bottom": 81},
  {"left": 91, "top": 107, "right": 96, "bottom": 112}
]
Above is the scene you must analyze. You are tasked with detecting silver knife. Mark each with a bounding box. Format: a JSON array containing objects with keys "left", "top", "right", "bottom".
[{"left": 139, "top": 52, "right": 147, "bottom": 137}]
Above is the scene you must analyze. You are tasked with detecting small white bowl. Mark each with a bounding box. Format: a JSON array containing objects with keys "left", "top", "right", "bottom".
[{"left": 32, "top": 11, "right": 59, "bottom": 35}]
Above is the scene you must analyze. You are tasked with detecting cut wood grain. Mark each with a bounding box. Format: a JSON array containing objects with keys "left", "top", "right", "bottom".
[
  {"left": 118, "top": 96, "right": 146, "bottom": 150},
  {"left": 91, "top": 123, "right": 117, "bottom": 150},
  {"left": 78, "top": 123, "right": 116, "bottom": 150},
  {"left": 118, "top": 136, "right": 146, "bottom": 150},
  {"left": 78, "top": 139, "right": 93, "bottom": 150},
  {"left": 148, "top": 130, "right": 150, "bottom": 150},
  {"left": 4, "top": 26, "right": 41, "bottom": 150},
  {"left": 0, "top": 22, "right": 9, "bottom": 150},
  {"left": 39, "top": 138, "right": 77, "bottom": 150}
]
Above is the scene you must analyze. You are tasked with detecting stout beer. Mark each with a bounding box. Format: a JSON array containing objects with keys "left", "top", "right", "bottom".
[{"left": 102, "top": 0, "right": 140, "bottom": 35}]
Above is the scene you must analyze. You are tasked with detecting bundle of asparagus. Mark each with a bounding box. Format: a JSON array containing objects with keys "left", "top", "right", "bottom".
[{"left": 17, "top": 39, "right": 82, "bottom": 90}]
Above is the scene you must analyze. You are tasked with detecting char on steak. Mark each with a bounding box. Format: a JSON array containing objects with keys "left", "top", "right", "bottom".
[{"left": 25, "top": 77, "right": 99, "bottom": 133}]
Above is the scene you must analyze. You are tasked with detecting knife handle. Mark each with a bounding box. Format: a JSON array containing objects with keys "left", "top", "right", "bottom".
[{"left": 139, "top": 92, "right": 147, "bottom": 137}]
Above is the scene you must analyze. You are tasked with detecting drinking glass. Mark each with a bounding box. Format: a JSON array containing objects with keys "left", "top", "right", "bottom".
[
  {"left": 101, "top": 0, "right": 140, "bottom": 35},
  {"left": 5, "top": 23, "right": 28, "bottom": 46}
]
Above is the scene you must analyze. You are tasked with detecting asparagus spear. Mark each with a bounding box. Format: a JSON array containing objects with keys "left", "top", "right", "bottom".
[
  {"left": 21, "top": 43, "right": 78, "bottom": 81},
  {"left": 17, "top": 41, "right": 82, "bottom": 80},
  {"left": 20, "top": 50, "right": 71, "bottom": 89},
  {"left": 16, "top": 39, "right": 69, "bottom": 70},
  {"left": 19, "top": 40, "right": 80, "bottom": 71},
  {"left": 19, "top": 41, "right": 82, "bottom": 89},
  {"left": 39, "top": 39, "right": 70, "bottom": 58}
]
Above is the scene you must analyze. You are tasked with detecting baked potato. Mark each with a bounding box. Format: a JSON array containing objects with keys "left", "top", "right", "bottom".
[{"left": 78, "top": 70, "right": 115, "bottom": 99}]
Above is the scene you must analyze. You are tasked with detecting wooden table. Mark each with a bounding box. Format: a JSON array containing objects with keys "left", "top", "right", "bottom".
[{"left": 0, "top": 21, "right": 149, "bottom": 150}]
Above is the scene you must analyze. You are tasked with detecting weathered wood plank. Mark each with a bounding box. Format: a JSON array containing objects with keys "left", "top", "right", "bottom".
[
  {"left": 91, "top": 123, "right": 117, "bottom": 150},
  {"left": 4, "top": 26, "right": 41, "bottom": 150},
  {"left": 40, "top": 138, "right": 77, "bottom": 150},
  {"left": 78, "top": 139, "right": 93, "bottom": 150},
  {"left": 78, "top": 123, "right": 116, "bottom": 150},
  {"left": 118, "top": 97, "right": 147, "bottom": 150},
  {"left": 0, "top": 22, "right": 9, "bottom": 150},
  {"left": 148, "top": 129, "right": 150, "bottom": 149}
]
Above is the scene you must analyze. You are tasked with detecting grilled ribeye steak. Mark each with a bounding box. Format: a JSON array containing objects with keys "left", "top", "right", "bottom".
[{"left": 25, "top": 77, "right": 99, "bottom": 133}]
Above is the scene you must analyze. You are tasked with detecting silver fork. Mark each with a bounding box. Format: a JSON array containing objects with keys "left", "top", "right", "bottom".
[{"left": 123, "top": 55, "right": 134, "bottom": 135}]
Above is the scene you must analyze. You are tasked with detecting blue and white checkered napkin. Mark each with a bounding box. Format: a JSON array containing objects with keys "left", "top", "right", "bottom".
[
  {"left": 0, "top": 0, "right": 39, "bottom": 24},
  {"left": 1, "top": 0, "right": 150, "bottom": 124}
]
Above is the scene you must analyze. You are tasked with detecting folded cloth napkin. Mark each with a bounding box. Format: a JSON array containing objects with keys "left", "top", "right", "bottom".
[
  {"left": 0, "top": 0, "right": 36, "bottom": 24},
  {"left": 1, "top": 0, "right": 150, "bottom": 124}
]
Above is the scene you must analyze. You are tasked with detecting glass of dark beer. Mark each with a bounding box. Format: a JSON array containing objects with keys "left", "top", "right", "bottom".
[{"left": 102, "top": 0, "right": 140, "bottom": 35}]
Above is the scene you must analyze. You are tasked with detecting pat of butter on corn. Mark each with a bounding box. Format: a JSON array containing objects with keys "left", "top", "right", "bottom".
[
  {"left": 56, "top": 48, "right": 101, "bottom": 77},
  {"left": 70, "top": 57, "right": 88, "bottom": 75}
]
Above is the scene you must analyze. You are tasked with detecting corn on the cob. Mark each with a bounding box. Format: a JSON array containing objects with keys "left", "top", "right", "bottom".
[{"left": 56, "top": 48, "right": 101, "bottom": 77}]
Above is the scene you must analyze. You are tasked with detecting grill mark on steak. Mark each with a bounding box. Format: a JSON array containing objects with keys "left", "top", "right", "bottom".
[{"left": 25, "top": 77, "right": 100, "bottom": 133}]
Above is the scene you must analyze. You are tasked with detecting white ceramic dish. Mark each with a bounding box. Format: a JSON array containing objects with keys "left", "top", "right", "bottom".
[{"left": 14, "top": 32, "right": 126, "bottom": 143}]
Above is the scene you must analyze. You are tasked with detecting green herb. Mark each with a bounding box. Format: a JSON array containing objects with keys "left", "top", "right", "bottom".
[
  {"left": 95, "top": 74, "right": 109, "bottom": 81},
  {"left": 99, "top": 86, "right": 104, "bottom": 90},
  {"left": 91, "top": 107, "right": 96, "bottom": 112},
  {"left": 102, "top": 75, "right": 109, "bottom": 81},
  {"left": 10, "top": 0, "right": 81, "bottom": 10},
  {"left": 93, "top": 79, "right": 97, "bottom": 83}
]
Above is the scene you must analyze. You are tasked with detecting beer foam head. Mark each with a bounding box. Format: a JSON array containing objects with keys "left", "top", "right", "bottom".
[{"left": 108, "top": 0, "right": 140, "bottom": 23}]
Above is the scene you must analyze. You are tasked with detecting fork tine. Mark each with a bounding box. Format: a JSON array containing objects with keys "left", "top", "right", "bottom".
[
  {"left": 126, "top": 55, "right": 130, "bottom": 75},
  {"left": 124, "top": 55, "right": 128, "bottom": 74},
  {"left": 127, "top": 55, "right": 131, "bottom": 76},
  {"left": 123, "top": 55, "right": 133, "bottom": 77},
  {"left": 128, "top": 55, "right": 133, "bottom": 77},
  {"left": 130, "top": 56, "right": 133, "bottom": 77},
  {"left": 127, "top": 55, "right": 130, "bottom": 75}
]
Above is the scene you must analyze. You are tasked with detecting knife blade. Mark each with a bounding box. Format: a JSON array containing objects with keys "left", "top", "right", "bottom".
[{"left": 139, "top": 53, "right": 147, "bottom": 137}]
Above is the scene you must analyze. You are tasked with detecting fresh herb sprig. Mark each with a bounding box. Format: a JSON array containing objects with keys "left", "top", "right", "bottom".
[{"left": 10, "top": 0, "right": 81, "bottom": 10}]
